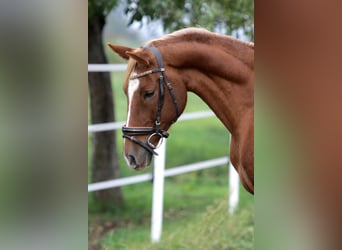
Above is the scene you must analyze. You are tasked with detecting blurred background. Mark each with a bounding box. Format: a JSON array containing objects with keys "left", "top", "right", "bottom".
[
  {"left": 88, "top": 0, "right": 254, "bottom": 249},
  {"left": 2, "top": 0, "right": 340, "bottom": 249}
]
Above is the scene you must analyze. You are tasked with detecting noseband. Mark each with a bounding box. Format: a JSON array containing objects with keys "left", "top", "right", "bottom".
[{"left": 122, "top": 46, "right": 180, "bottom": 156}]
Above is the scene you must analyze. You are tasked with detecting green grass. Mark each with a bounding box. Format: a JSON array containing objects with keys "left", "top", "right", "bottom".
[
  {"left": 101, "top": 199, "right": 254, "bottom": 250},
  {"left": 88, "top": 71, "right": 254, "bottom": 249}
]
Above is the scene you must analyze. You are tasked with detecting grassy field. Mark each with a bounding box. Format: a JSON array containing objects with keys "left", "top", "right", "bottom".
[
  {"left": 102, "top": 200, "right": 254, "bottom": 250},
  {"left": 88, "top": 71, "right": 254, "bottom": 249}
]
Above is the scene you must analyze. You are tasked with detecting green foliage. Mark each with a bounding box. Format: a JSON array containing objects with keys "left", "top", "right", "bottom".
[
  {"left": 88, "top": 0, "right": 119, "bottom": 19},
  {"left": 125, "top": 0, "right": 254, "bottom": 40}
]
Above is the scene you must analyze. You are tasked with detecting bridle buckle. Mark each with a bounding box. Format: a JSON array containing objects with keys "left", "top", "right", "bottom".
[{"left": 147, "top": 133, "right": 164, "bottom": 149}]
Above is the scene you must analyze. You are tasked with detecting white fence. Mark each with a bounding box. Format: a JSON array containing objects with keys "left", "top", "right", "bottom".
[{"left": 88, "top": 64, "right": 240, "bottom": 243}]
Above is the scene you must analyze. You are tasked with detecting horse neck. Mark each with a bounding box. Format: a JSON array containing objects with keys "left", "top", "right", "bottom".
[{"left": 161, "top": 40, "right": 254, "bottom": 134}]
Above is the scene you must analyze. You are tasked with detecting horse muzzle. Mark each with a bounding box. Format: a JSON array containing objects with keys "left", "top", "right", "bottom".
[
  {"left": 122, "top": 125, "right": 168, "bottom": 170},
  {"left": 123, "top": 139, "right": 153, "bottom": 170}
]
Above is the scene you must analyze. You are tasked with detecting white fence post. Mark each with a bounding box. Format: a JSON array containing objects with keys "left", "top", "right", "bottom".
[
  {"left": 151, "top": 140, "right": 166, "bottom": 243},
  {"left": 228, "top": 133, "right": 240, "bottom": 214}
]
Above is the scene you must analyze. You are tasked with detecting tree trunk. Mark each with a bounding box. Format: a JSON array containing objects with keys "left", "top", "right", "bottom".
[{"left": 88, "top": 14, "right": 123, "bottom": 207}]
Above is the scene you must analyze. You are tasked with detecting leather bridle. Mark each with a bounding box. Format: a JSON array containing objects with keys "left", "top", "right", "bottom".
[{"left": 122, "top": 46, "right": 180, "bottom": 156}]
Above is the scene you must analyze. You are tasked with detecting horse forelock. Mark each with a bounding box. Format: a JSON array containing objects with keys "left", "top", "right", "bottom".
[{"left": 123, "top": 58, "right": 136, "bottom": 92}]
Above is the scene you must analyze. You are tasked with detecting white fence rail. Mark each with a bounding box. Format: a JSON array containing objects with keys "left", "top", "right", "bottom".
[
  {"left": 88, "top": 64, "right": 240, "bottom": 243},
  {"left": 88, "top": 63, "right": 127, "bottom": 72},
  {"left": 88, "top": 156, "right": 229, "bottom": 192}
]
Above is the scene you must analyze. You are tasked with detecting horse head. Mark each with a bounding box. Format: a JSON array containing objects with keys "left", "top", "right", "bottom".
[{"left": 108, "top": 44, "right": 187, "bottom": 170}]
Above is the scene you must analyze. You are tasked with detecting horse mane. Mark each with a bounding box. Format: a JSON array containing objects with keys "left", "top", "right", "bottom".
[
  {"left": 123, "top": 28, "right": 254, "bottom": 89},
  {"left": 147, "top": 27, "right": 254, "bottom": 50}
]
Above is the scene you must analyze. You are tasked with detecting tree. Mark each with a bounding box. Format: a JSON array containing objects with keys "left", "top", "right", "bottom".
[
  {"left": 88, "top": 0, "right": 123, "bottom": 208},
  {"left": 125, "top": 0, "right": 254, "bottom": 40}
]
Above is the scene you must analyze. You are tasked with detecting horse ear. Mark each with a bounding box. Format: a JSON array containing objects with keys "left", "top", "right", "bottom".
[
  {"left": 126, "top": 49, "right": 150, "bottom": 66},
  {"left": 107, "top": 43, "right": 133, "bottom": 60},
  {"left": 107, "top": 44, "right": 151, "bottom": 65}
]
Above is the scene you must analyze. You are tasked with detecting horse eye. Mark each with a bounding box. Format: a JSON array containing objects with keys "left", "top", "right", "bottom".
[{"left": 144, "top": 91, "right": 155, "bottom": 100}]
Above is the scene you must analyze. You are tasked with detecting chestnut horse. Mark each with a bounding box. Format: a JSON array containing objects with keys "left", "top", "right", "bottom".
[{"left": 108, "top": 28, "right": 254, "bottom": 194}]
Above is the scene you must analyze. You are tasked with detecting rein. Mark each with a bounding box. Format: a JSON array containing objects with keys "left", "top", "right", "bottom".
[{"left": 122, "top": 46, "right": 180, "bottom": 156}]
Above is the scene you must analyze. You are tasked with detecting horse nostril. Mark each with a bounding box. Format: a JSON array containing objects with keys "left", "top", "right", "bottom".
[{"left": 128, "top": 154, "right": 137, "bottom": 167}]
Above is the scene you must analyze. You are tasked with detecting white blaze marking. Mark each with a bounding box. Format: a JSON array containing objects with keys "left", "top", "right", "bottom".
[{"left": 127, "top": 72, "right": 140, "bottom": 127}]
